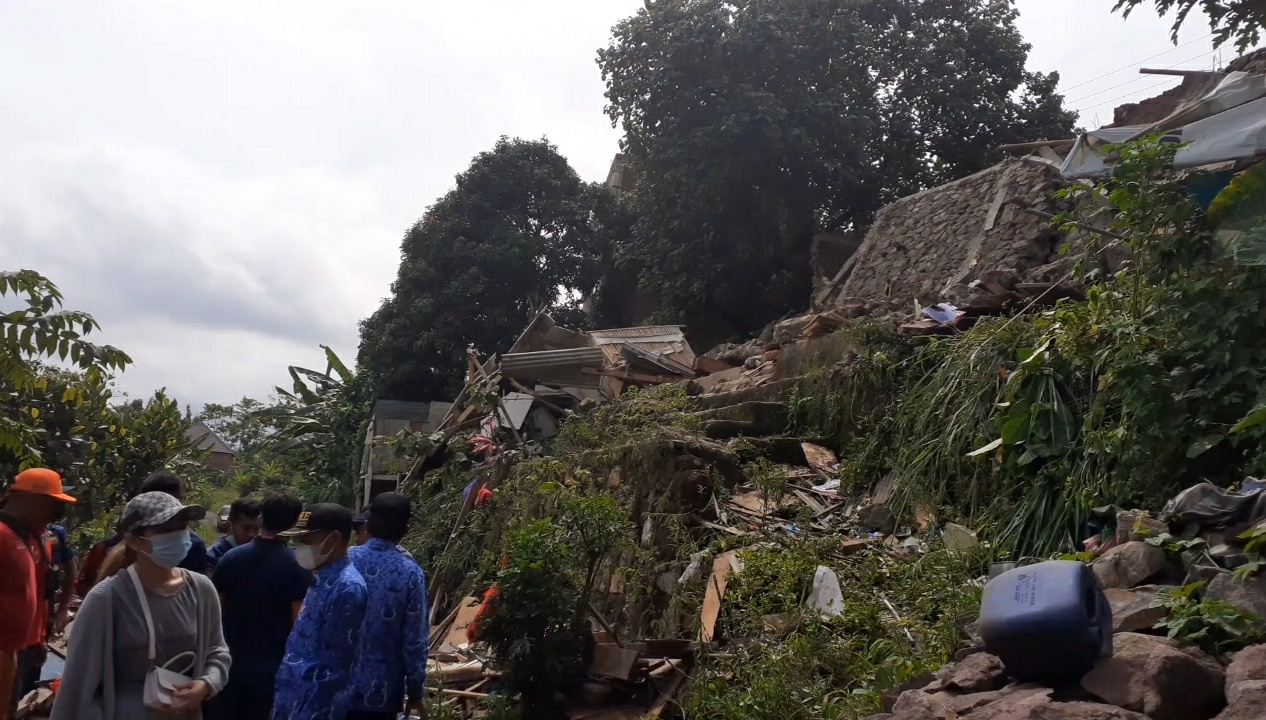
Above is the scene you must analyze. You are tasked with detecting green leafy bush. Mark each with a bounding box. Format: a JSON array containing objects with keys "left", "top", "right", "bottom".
[{"left": 1152, "top": 582, "right": 1265, "bottom": 657}]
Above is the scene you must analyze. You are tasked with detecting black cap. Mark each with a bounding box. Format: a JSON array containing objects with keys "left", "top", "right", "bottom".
[
  {"left": 280, "top": 503, "right": 354, "bottom": 538},
  {"left": 352, "top": 510, "right": 369, "bottom": 527},
  {"left": 368, "top": 492, "right": 412, "bottom": 526}
]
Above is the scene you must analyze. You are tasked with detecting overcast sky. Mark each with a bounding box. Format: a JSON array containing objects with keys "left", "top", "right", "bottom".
[{"left": 0, "top": 0, "right": 1236, "bottom": 410}]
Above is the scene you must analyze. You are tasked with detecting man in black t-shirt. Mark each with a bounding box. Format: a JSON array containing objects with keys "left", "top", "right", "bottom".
[{"left": 207, "top": 491, "right": 313, "bottom": 720}]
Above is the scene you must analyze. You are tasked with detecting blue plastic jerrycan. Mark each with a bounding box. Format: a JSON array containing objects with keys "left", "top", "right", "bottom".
[{"left": 978, "top": 560, "right": 1113, "bottom": 684}]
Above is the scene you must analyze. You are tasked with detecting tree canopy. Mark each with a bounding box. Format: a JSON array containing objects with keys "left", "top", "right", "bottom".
[
  {"left": 1112, "top": 1, "right": 1266, "bottom": 52},
  {"left": 0, "top": 269, "right": 194, "bottom": 527},
  {"left": 597, "top": 0, "right": 1076, "bottom": 344},
  {"left": 359, "top": 137, "right": 614, "bottom": 402}
]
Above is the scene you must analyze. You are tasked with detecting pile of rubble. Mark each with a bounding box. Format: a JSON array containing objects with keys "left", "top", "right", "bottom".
[
  {"left": 877, "top": 639, "right": 1264, "bottom": 720},
  {"left": 872, "top": 487, "right": 1266, "bottom": 720}
]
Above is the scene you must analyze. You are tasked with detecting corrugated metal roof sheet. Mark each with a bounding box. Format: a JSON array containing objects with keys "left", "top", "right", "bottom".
[
  {"left": 372, "top": 400, "right": 438, "bottom": 422},
  {"left": 501, "top": 347, "right": 606, "bottom": 389},
  {"left": 588, "top": 326, "right": 687, "bottom": 342}
]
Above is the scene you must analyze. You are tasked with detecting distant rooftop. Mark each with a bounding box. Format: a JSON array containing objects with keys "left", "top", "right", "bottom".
[{"left": 186, "top": 422, "right": 233, "bottom": 455}]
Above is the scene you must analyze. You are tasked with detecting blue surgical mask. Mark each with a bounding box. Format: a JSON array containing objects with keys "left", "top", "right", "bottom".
[{"left": 146, "top": 529, "right": 192, "bottom": 569}]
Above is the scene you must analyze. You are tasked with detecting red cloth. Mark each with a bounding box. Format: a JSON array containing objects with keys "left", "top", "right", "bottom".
[
  {"left": 465, "top": 554, "right": 509, "bottom": 643},
  {"left": 475, "top": 488, "right": 494, "bottom": 507},
  {"left": 0, "top": 522, "right": 46, "bottom": 650}
]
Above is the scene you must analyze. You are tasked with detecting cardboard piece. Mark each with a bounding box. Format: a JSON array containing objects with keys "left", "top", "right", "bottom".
[
  {"left": 699, "top": 551, "right": 741, "bottom": 642},
  {"left": 801, "top": 442, "right": 838, "bottom": 473},
  {"left": 590, "top": 643, "right": 641, "bottom": 680},
  {"left": 443, "top": 596, "right": 483, "bottom": 647}
]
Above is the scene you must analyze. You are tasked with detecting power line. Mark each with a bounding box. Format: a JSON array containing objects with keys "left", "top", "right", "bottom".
[
  {"left": 1079, "top": 77, "right": 1179, "bottom": 113},
  {"left": 1067, "top": 50, "right": 1214, "bottom": 105},
  {"left": 1060, "top": 32, "right": 1213, "bottom": 94}
]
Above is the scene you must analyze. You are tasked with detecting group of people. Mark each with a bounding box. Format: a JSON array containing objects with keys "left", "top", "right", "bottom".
[{"left": 0, "top": 467, "right": 431, "bottom": 720}]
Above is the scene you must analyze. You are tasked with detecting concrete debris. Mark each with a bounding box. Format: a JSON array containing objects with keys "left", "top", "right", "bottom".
[
  {"left": 834, "top": 159, "right": 1077, "bottom": 309},
  {"left": 936, "top": 652, "right": 1008, "bottom": 693},
  {"left": 1090, "top": 541, "right": 1167, "bottom": 590},
  {"left": 1081, "top": 632, "right": 1226, "bottom": 720},
  {"left": 1103, "top": 586, "right": 1171, "bottom": 634},
  {"left": 1114, "top": 510, "right": 1168, "bottom": 545},
  {"left": 1205, "top": 572, "right": 1266, "bottom": 620},
  {"left": 943, "top": 523, "right": 979, "bottom": 552}
]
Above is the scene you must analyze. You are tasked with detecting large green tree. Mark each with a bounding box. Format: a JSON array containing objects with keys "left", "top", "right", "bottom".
[
  {"left": 359, "top": 137, "right": 613, "bottom": 401},
  {"left": 0, "top": 269, "right": 195, "bottom": 529},
  {"left": 597, "top": 0, "right": 1076, "bottom": 344},
  {"left": 1112, "top": 1, "right": 1266, "bottom": 52}
]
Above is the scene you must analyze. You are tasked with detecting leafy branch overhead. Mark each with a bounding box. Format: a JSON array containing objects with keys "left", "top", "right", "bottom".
[{"left": 1112, "top": 0, "right": 1266, "bottom": 52}]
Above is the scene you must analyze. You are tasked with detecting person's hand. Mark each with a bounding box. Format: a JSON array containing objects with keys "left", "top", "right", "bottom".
[
  {"left": 168, "top": 680, "right": 210, "bottom": 712},
  {"left": 407, "top": 699, "right": 429, "bottom": 719},
  {"left": 54, "top": 607, "right": 70, "bottom": 634}
]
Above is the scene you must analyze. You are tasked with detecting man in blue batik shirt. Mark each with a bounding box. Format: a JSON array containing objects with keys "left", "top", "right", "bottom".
[
  {"left": 347, "top": 493, "right": 429, "bottom": 720},
  {"left": 272, "top": 503, "right": 367, "bottom": 720}
]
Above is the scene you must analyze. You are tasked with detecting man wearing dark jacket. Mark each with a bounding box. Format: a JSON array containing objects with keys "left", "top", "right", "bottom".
[{"left": 207, "top": 497, "right": 261, "bottom": 575}]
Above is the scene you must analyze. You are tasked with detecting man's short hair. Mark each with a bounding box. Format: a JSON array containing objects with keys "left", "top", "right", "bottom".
[
  {"left": 229, "top": 496, "right": 262, "bottom": 523},
  {"left": 140, "top": 472, "right": 183, "bottom": 500},
  {"left": 260, "top": 491, "right": 303, "bottom": 534},
  {"left": 366, "top": 492, "right": 411, "bottom": 544}
]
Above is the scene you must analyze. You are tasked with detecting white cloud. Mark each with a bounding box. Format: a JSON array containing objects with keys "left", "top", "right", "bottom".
[{"left": 0, "top": 0, "right": 1253, "bottom": 409}]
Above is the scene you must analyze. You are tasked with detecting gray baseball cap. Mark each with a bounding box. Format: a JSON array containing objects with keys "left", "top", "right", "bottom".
[{"left": 120, "top": 491, "right": 206, "bottom": 532}]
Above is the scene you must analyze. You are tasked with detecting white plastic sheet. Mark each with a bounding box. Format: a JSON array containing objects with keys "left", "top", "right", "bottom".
[
  {"left": 808, "top": 565, "right": 844, "bottom": 617},
  {"left": 1061, "top": 72, "right": 1266, "bottom": 180}
]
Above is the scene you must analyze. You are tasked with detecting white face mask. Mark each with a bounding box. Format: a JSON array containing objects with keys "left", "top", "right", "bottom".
[{"left": 294, "top": 538, "right": 329, "bottom": 570}]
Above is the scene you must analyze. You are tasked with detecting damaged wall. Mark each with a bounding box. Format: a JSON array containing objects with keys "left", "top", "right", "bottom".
[
  {"left": 810, "top": 232, "right": 863, "bottom": 300},
  {"left": 838, "top": 159, "right": 1072, "bottom": 303}
]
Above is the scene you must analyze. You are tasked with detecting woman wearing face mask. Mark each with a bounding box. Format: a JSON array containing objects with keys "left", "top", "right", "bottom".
[{"left": 50, "top": 491, "right": 231, "bottom": 720}]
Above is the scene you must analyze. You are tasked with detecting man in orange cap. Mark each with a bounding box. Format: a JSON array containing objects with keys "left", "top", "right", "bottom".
[{"left": 0, "top": 468, "right": 76, "bottom": 720}]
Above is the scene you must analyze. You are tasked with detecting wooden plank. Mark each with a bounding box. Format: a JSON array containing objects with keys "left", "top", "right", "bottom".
[
  {"left": 697, "top": 519, "right": 749, "bottom": 536},
  {"left": 813, "top": 248, "right": 864, "bottom": 308},
  {"left": 792, "top": 489, "right": 826, "bottom": 515},
  {"left": 699, "top": 551, "right": 739, "bottom": 642},
  {"left": 590, "top": 643, "right": 641, "bottom": 680},
  {"left": 588, "top": 604, "right": 624, "bottom": 648},
  {"left": 580, "top": 367, "right": 683, "bottom": 385},
  {"left": 647, "top": 665, "right": 691, "bottom": 718},
  {"left": 1138, "top": 67, "right": 1224, "bottom": 78},
  {"left": 429, "top": 602, "right": 462, "bottom": 648},
  {"left": 442, "top": 596, "right": 484, "bottom": 647},
  {"left": 800, "top": 442, "right": 838, "bottom": 474},
  {"left": 995, "top": 139, "right": 1075, "bottom": 153}
]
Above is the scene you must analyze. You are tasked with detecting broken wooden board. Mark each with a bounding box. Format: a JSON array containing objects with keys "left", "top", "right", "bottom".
[
  {"left": 590, "top": 643, "right": 641, "bottom": 680},
  {"left": 695, "top": 365, "right": 747, "bottom": 394},
  {"left": 729, "top": 491, "right": 785, "bottom": 516},
  {"left": 647, "top": 661, "right": 693, "bottom": 718},
  {"left": 801, "top": 442, "right": 838, "bottom": 474},
  {"left": 699, "top": 551, "right": 741, "bottom": 642},
  {"left": 442, "top": 596, "right": 483, "bottom": 647},
  {"left": 429, "top": 658, "right": 485, "bottom": 684},
  {"left": 839, "top": 538, "right": 873, "bottom": 556}
]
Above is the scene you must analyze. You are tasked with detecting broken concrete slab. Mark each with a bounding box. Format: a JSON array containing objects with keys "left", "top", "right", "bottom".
[
  {"left": 1091, "top": 541, "right": 1167, "bottom": 590},
  {"left": 1081, "top": 632, "right": 1226, "bottom": 720},
  {"left": 1104, "top": 586, "right": 1171, "bottom": 634}
]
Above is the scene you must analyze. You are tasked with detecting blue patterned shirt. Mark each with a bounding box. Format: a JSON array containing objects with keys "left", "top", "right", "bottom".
[
  {"left": 270, "top": 556, "right": 367, "bottom": 720},
  {"left": 347, "top": 538, "right": 430, "bottom": 713}
]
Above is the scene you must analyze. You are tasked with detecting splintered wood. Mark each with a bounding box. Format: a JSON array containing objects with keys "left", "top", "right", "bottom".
[
  {"left": 438, "top": 596, "right": 483, "bottom": 649},
  {"left": 699, "top": 551, "right": 741, "bottom": 642}
]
